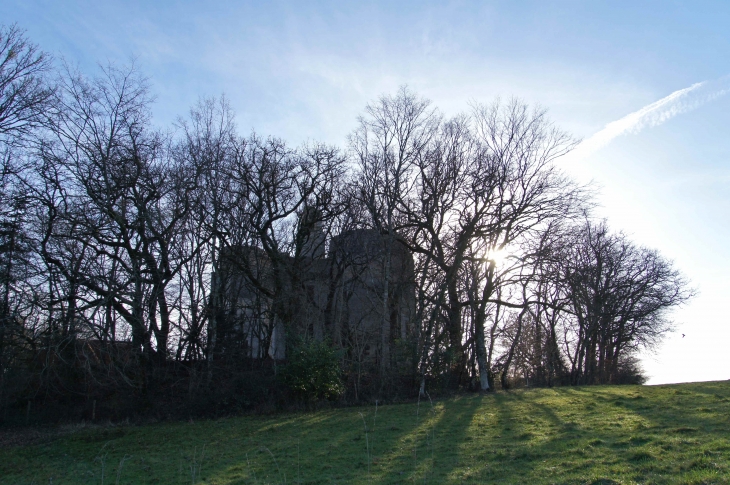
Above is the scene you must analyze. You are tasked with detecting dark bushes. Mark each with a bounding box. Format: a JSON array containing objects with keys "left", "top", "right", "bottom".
[{"left": 279, "top": 338, "right": 344, "bottom": 403}]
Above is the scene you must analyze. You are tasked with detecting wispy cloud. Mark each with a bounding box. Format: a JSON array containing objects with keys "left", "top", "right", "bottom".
[{"left": 572, "top": 76, "right": 730, "bottom": 158}]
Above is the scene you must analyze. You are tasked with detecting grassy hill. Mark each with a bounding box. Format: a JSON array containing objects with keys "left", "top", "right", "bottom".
[{"left": 2, "top": 381, "right": 730, "bottom": 484}]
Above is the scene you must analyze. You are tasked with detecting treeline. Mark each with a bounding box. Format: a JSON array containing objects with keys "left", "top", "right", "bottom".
[{"left": 0, "top": 25, "right": 692, "bottom": 423}]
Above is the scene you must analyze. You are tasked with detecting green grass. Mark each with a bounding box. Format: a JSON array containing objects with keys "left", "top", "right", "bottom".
[{"left": 3, "top": 381, "right": 730, "bottom": 484}]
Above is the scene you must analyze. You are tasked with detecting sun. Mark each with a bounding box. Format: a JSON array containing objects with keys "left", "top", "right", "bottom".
[
  {"left": 473, "top": 243, "right": 511, "bottom": 269},
  {"left": 489, "top": 246, "right": 509, "bottom": 267}
]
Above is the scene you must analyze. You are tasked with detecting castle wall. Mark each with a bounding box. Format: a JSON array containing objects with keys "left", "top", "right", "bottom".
[{"left": 218, "top": 228, "right": 416, "bottom": 374}]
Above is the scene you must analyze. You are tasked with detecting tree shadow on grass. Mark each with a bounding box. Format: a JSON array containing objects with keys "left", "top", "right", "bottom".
[
  {"left": 478, "top": 384, "right": 730, "bottom": 484},
  {"left": 191, "top": 384, "right": 730, "bottom": 484},
  {"left": 460, "top": 388, "right": 667, "bottom": 484},
  {"left": 406, "top": 394, "right": 483, "bottom": 483},
  {"left": 5, "top": 384, "right": 730, "bottom": 484},
  {"left": 197, "top": 396, "right": 482, "bottom": 484}
]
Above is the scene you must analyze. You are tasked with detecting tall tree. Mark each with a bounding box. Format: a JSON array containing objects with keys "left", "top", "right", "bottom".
[
  {"left": 174, "top": 96, "right": 238, "bottom": 368},
  {"left": 561, "top": 220, "right": 693, "bottom": 384},
  {"left": 350, "top": 86, "right": 440, "bottom": 380},
  {"left": 404, "top": 99, "right": 581, "bottom": 391},
  {"left": 0, "top": 23, "right": 52, "bottom": 413},
  {"left": 41, "top": 63, "right": 204, "bottom": 364},
  {"left": 0, "top": 24, "right": 53, "bottom": 145}
]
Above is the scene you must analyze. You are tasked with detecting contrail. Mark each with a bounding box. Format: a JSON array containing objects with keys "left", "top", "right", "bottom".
[{"left": 572, "top": 76, "right": 730, "bottom": 158}]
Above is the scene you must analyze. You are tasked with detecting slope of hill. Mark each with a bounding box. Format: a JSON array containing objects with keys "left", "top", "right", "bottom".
[{"left": 2, "top": 381, "right": 729, "bottom": 484}]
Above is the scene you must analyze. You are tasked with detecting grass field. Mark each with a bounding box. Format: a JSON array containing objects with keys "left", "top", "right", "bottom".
[{"left": 2, "top": 381, "right": 730, "bottom": 484}]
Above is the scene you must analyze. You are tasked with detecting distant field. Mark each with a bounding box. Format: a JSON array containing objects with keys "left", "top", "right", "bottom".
[{"left": 2, "top": 381, "right": 730, "bottom": 484}]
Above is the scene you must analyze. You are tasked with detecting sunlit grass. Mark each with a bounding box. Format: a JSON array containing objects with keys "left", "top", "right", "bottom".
[{"left": 2, "top": 381, "right": 730, "bottom": 484}]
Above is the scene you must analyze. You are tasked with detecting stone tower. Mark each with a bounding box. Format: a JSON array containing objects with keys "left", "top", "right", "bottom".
[{"left": 300, "top": 207, "right": 326, "bottom": 259}]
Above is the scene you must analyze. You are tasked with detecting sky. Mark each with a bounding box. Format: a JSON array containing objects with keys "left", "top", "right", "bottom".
[{"left": 3, "top": 0, "right": 729, "bottom": 385}]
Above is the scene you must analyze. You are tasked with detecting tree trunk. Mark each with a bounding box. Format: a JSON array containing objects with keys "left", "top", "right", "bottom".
[{"left": 501, "top": 307, "right": 527, "bottom": 390}]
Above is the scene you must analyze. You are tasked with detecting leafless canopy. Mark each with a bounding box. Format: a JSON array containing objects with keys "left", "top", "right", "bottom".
[
  {"left": 0, "top": 24, "right": 53, "bottom": 143},
  {"left": 0, "top": 27, "right": 695, "bottom": 420}
]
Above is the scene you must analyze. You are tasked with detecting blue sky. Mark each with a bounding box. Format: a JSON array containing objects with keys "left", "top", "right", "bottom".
[{"left": 4, "top": 0, "right": 729, "bottom": 384}]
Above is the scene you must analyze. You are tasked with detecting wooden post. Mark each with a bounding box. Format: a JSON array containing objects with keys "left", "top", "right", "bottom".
[{"left": 92, "top": 399, "right": 96, "bottom": 421}]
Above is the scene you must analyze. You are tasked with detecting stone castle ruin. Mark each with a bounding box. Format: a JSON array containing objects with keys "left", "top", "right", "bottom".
[{"left": 214, "top": 211, "right": 417, "bottom": 376}]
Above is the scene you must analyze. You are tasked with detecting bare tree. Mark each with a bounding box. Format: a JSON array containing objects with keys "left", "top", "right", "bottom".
[
  {"left": 350, "top": 86, "right": 440, "bottom": 383},
  {"left": 173, "top": 96, "right": 238, "bottom": 372},
  {"left": 212, "top": 134, "right": 347, "bottom": 362},
  {"left": 0, "top": 23, "right": 53, "bottom": 414},
  {"left": 560, "top": 220, "right": 694, "bottom": 384},
  {"left": 39, "top": 63, "right": 207, "bottom": 368},
  {"left": 0, "top": 150, "right": 37, "bottom": 411},
  {"left": 402, "top": 99, "right": 581, "bottom": 391},
  {"left": 0, "top": 24, "right": 53, "bottom": 145}
]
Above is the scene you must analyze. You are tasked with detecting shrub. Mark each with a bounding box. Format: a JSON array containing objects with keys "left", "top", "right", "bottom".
[
  {"left": 613, "top": 354, "right": 648, "bottom": 385},
  {"left": 280, "top": 338, "right": 344, "bottom": 402}
]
